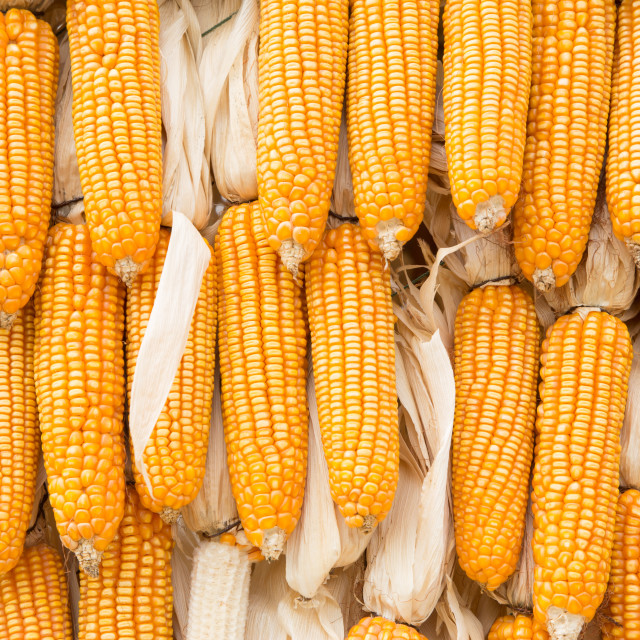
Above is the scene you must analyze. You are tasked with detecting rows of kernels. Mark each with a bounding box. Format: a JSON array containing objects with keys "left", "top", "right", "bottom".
[
  {"left": 126, "top": 229, "right": 216, "bottom": 516},
  {"left": 453, "top": 285, "right": 540, "bottom": 590},
  {"left": 443, "top": 0, "right": 532, "bottom": 229},
  {"left": 0, "top": 10, "right": 57, "bottom": 318},
  {"left": 513, "top": 0, "right": 615, "bottom": 289},
  {"left": 256, "top": 0, "right": 348, "bottom": 271},
  {"left": 346, "top": 616, "right": 427, "bottom": 640},
  {"left": 602, "top": 489, "right": 640, "bottom": 639},
  {"left": 488, "top": 615, "right": 549, "bottom": 639},
  {"left": 67, "top": 0, "right": 162, "bottom": 281},
  {"left": 0, "top": 304, "right": 38, "bottom": 575},
  {"left": 346, "top": 0, "right": 438, "bottom": 253},
  {"left": 34, "top": 223, "right": 126, "bottom": 556},
  {"left": 78, "top": 487, "right": 173, "bottom": 640},
  {"left": 305, "top": 223, "right": 398, "bottom": 528},
  {"left": 217, "top": 202, "right": 308, "bottom": 552},
  {"left": 0, "top": 544, "right": 73, "bottom": 639},
  {"left": 532, "top": 310, "right": 632, "bottom": 626}
]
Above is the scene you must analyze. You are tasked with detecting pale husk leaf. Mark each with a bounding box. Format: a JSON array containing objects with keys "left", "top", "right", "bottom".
[
  {"left": 543, "top": 177, "right": 640, "bottom": 315},
  {"left": 333, "top": 508, "right": 373, "bottom": 568},
  {"left": 325, "top": 561, "right": 367, "bottom": 633},
  {"left": 433, "top": 577, "right": 484, "bottom": 640},
  {"left": 620, "top": 334, "right": 640, "bottom": 489},
  {"left": 182, "top": 364, "right": 239, "bottom": 535},
  {"left": 246, "top": 559, "right": 289, "bottom": 640},
  {"left": 159, "top": 0, "right": 213, "bottom": 229},
  {"left": 172, "top": 519, "right": 200, "bottom": 640},
  {"left": 52, "top": 33, "right": 84, "bottom": 224},
  {"left": 27, "top": 452, "right": 47, "bottom": 530},
  {"left": 128, "top": 213, "right": 212, "bottom": 490},
  {"left": 330, "top": 108, "right": 355, "bottom": 218}
]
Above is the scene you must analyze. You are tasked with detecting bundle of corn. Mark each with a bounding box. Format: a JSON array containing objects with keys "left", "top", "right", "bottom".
[
  {"left": 443, "top": 0, "right": 532, "bottom": 233},
  {"left": 34, "top": 223, "right": 126, "bottom": 577},
  {"left": 67, "top": 0, "right": 163, "bottom": 287},
  {"left": 0, "top": 9, "right": 58, "bottom": 328},
  {"left": 513, "top": 0, "right": 615, "bottom": 291},
  {"left": 256, "top": 0, "right": 348, "bottom": 275}
]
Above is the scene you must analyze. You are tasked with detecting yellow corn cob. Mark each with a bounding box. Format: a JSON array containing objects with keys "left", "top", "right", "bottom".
[
  {"left": 0, "top": 304, "right": 37, "bottom": 576},
  {"left": 606, "top": 0, "right": 640, "bottom": 265},
  {"left": 513, "top": 0, "right": 615, "bottom": 291},
  {"left": 0, "top": 543, "right": 73, "bottom": 640},
  {"left": 34, "top": 223, "right": 126, "bottom": 577},
  {"left": 305, "top": 223, "right": 398, "bottom": 531},
  {"left": 453, "top": 284, "right": 540, "bottom": 590},
  {"left": 256, "top": 0, "right": 348, "bottom": 275},
  {"left": 602, "top": 488, "right": 640, "bottom": 640},
  {"left": 532, "top": 309, "right": 632, "bottom": 639},
  {"left": 443, "top": 0, "right": 532, "bottom": 232},
  {"left": 67, "top": 0, "right": 162, "bottom": 287},
  {"left": 78, "top": 486, "right": 173, "bottom": 640},
  {"left": 126, "top": 228, "right": 216, "bottom": 522},
  {"left": 346, "top": 616, "right": 427, "bottom": 640},
  {"left": 217, "top": 202, "right": 308, "bottom": 560},
  {"left": 488, "top": 615, "right": 549, "bottom": 640},
  {"left": 346, "top": 0, "right": 439, "bottom": 260},
  {"left": 0, "top": 10, "right": 57, "bottom": 328}
]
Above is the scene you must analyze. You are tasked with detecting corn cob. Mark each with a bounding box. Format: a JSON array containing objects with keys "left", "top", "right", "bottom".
[
  {"left": 532, "top": 309, "right": 632, "bottom": 639},
  {"left": 67, "top": 0, "right": 162, "bottom": 287},
  {"left": 217, "top": 202, "right": 308, "bottom": 560},
  {"left": 443, "top": 0, "right": 532, "bottom": 232},
  {"left": 34, "top": 223, "right": 126, "bottom": 577},
  {"left": 453, "top": 284, "right": 540, "bottom": 590},
  {"left": 0, "top": 304, "right": 37, "bottom": 576},
  {"left": 606, "top": 0, "right": 640, "bottom": 265},
  {"left": 346, "top": 0, "right": 439, "bottom": 259},
  {"left": 78, "top": 486, "right": 173, "bottom": 640},
  {"left": 346, "top": 616, "right": 427, "bottom": 640},
  {"left": 0, "top": 9, "right": 57, "bottom": 328},
  {"left": 256, "top": 0, "right": 348, "bottom": 275},
  {"left": 488, "top": 615, "right": 549, "bottom": 640},
  {"left": 0, "top": 543, "right": 73, "bottom": 640},
  {"left": 126, "top": 228, "right": 216, "bottom": 522},
  {"left": 305, "top": 223, "right": 398, "bottom": 531},
  {"left": 513, "top": 0, "right": 615, "bottom": 291},
  {"left": 602, "top": 488, "right": 640, "bottom": 639}
]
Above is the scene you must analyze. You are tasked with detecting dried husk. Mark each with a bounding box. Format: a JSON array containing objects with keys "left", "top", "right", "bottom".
[
  {"left": 325, "top": 561, "right": 367, "bottom": 633},
  {"left": 503, "top": 494, "right": 535, "bottom": 611},
  {"left": 0, "top": 0, "right": 53, "bottom": 11},
  {"left": 172, "top": 519, "right": 200, "bottom": 640},
  {"left": 330, "top": 108, "right": 355, "bottom": 218},
  {"left": 158, "top": 0, "right": 213, "bottom": 230},
  {"left": 620, "top": 333, "right": 640, "bottom": 489}
]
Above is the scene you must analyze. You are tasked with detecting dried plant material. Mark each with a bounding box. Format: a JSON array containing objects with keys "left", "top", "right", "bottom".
[
  {"left": 620, "top": 335, "right": 640, "bottom": 489},
  {"left": 330, "top": 109, "right": 355, "bottom": 218},
  {"left": 503, "top": 494, "right": 535, "bottom": 611},
  {"left": 158, "top": 0, "right": 213, "bottom": 229},
  {"left": 434, "top": 577, "right": 485, "bottom": 640},
  {"left": 278, "top": 586, "right": 344, "bottom": 640},
  {"left": 0, "top": 0, "right": 53, "bottom": 10},
  {"left": 433, "top": 61, "right": 445, "bottom": 141},
  {"left": 172, "top": 519, "right": 199, "bottom": 640},
  {"left": 326, "top": 562, "right": 367, "bottom": 633},
  {"left": 543, "top": 178, "right": 640, "bottom": 316},
  {"left": 246, "top": 558, "right": 289, "bottom": 640}
]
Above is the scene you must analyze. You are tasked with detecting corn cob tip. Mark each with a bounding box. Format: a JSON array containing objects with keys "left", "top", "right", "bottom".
[
  {"left": 474, "top": 195, "right": 507, "bottom": 234},
  {"left": 545, "top": 607, "right": 584, "bottom": 640},
  {"left": 533, "top": 267, "right": 555, "bottom": 292},
  {"left": 377, "top": 224, "right": 402, "bottom": 262},
  {"left": 278, "top": 240, "right": 305, "bottom": 277},
  {"left": 0, "top": 311, "right": 16, "bottom": 330},
  {"left": 115, "top": 256, "right": 140, "bottom": 288},
  {"left": 361, "top": 514, "right": 378, "bottom": 534},
  {"left": 260, "top": 527, "right": 286, "bottom": 562},
  {"left": 75, "top": 539, "right": 102, "bottom": 578},
  {"left": 625, "top": 239, "right": 640, "bottom": 269},
  {"left": 160, "top": 507, "right": 181, "bottom": 524}
]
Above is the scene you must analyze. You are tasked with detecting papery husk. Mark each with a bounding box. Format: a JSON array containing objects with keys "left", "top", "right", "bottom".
[
  {"left": 197, "top": 0, "right": 259, "bottom": 203},
  {"left": 433, "top": 577, "right": 485, "bottom": 640},
  {"left": 620, "top": 333, "right": 640, "bottom": 489},
  {"left": 246, "top": 558, "right": 289, "bottom": 640},
  {"left": 158, "top": 0, "right": 213, "bottom": 230},
  {"left": 182, "top": 365, "right": 239, "bottom": 536},
  {"left": 325, "top": 561, "right": 367, "bottom": 633},
  {"left": 330, "top": 108, "right": 355, "bottom": 218},
  {"left": 503, "top": 494, "right": 535, "bottom": 611},
  {"left": 0, "top": 0, "right": 53, "bottom": 11},
  {"left": 51, "top": 33, "right": 83, "bottom": 224},
  {"left": 171, "top": 519, "right": 200, "bottom": 640},
  {"left": 543, "top": 177, "right": 640, "bottom": 316}
]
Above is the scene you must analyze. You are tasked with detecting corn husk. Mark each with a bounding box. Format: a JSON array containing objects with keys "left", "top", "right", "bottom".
[
  {"left": 503, "top": 495, "right": 535, "bottom": 611},
  {"left": 172, "top": 519, "right": 200, "bottom": 640},
  {"left": 197, "top": 0, "right": 259, "bottom": 202},
  {"left": 330, "top": 109, "right": 355, "bottom": 219},
  {"left": 620, "top": 333, "right": 640, "bottom": 489},
  {"left": 0, "top": 0, "right": 53, "bottom": 11},
  {"left": 158, "top": 0, "right": 213, "bottom": 229},
  {"left": 325, "top": 561, "right": 367, "bottom": 633},
  {"left": 432, "top": 577, "right": 485, "bottom": 640}
]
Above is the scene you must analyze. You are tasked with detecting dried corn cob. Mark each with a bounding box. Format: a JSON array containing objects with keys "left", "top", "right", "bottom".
[
  {"left": 305, "top": 223, "right": 398, "bottom": 530},
  {"left": 217, "top": 202, "right": 308, "bottom": 560},
  {"left": 256, "top": 0, "right": 348, "bottom": 275},
  {"left": 602, "top": 488, "right": 640, "bottom": 640},
  {"left": 0, "top": 304, "right": 37, "bottom": 575},
  {"left": 346, "top": 616, "right": 427, "bottom": 640},
  {"left": 532, "top": 309, "right": 632, "bottom": 639},
  {"left": 126, "top": 228, "right": 216, "bottom": 522},
  {"left": 606, "top": 0, "right": 640, "bottom": 265},
  {"left": 453, "top": 284, "right": 540, "bottom": 590},
  {"left": 346, "top": 0, "right": 439, "bottom": 259},
  {"left": 0, "top": 543, "right": 73, "bottom": 640},
  {"left": 443, "top": 0, "right": 532, "bottom": 232},
  {"left": 488, "top": 615, "right": 549, "bottom": 640},
  {"left": 0, "top": 9, "right": 57, "bottom": 328},
  {"left": 34, "top": 223, "right": 126, "bottom": 577},
  {"left": 78, "top": 486, "right": 173, "bottom": 640},
  {"left": 513, "top": 0, "right": 615, "bottom": 291},
  {"left": 67, "top": 0, "right": 162, "bottom": 287}
]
